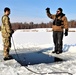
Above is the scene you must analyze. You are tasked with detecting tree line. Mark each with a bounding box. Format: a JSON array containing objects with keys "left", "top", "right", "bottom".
[
  {"left": 0, "top": 20, "right": 76, "bottom": 30},
  {"left": 11, "top": 20, "right": 76, "bottom": 30},
  {"left": 11, "top": 22, "right": 52, "bottom": 30}
]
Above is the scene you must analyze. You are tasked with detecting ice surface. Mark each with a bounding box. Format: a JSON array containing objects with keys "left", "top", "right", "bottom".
[{"left": 0, "top": 28, "right": 76, "bottom": 75}]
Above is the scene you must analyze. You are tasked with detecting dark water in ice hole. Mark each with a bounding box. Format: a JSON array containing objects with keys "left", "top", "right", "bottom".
[{"left": 12, "top": 51, "right": 64, "bottom": 66}]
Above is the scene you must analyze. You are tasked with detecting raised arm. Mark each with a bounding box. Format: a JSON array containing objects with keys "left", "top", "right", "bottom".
[{"left": 46, "top": 8, "right": 55, "bottom": 19}]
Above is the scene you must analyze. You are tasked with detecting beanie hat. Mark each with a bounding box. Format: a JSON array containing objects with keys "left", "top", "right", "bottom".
[{"left": 58, "top": 8, "right": 63, "bottom": 13}]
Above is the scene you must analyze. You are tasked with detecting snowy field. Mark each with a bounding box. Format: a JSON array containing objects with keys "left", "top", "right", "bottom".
[{"left": 0, "top": 28, "right": 76, "bottom": 75}]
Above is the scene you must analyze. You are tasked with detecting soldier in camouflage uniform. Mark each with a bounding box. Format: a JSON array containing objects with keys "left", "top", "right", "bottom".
[{"left": 1, "top": 7, "right": 14, "bottom": 60}]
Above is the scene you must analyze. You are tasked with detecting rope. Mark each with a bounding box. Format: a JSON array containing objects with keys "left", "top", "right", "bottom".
[{"left": 12, "top": 37, "right": 73, "bottom": 75}]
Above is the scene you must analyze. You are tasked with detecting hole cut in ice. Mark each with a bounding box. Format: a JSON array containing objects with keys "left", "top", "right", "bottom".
[{"left": 11, "top": 49, "right": 64, "bottom": 66}]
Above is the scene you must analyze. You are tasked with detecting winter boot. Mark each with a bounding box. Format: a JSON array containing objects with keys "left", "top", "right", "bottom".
[{"left": 4, "top": 55, "right": 13, "bottom": 61}]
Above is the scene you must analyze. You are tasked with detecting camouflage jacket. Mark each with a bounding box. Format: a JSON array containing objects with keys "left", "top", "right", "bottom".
[{"left": 1, "top": 15, "right": 12, "bottom": 38}]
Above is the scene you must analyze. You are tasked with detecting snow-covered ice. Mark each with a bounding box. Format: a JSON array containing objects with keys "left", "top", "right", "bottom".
[{"left": 0, "top": 28, "right": 76, "bottom": 75}]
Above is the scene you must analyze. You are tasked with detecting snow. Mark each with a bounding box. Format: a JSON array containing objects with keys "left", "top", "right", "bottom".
[{"left": 0, "top": 28, "right": 76, "bottom": 75}]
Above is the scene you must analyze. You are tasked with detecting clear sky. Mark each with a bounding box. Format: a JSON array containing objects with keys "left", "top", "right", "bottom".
[{"left": 0, "top": 0, "right": 76, "bottom": 24}]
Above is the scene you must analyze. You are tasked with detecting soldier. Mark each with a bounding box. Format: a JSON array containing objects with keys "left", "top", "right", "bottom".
[
  {"left": 46, "top": 8, "right": 68, "bottom": 54},
  {"left": 1, "top": 7, "right": 14, "bottom": 60}
]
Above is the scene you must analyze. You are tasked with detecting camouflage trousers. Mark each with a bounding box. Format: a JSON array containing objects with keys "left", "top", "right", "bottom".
[{"left": 2, "top": 37, "right": 11, "bottom": 57}]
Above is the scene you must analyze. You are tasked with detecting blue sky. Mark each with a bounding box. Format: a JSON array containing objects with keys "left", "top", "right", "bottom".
[{"left": 0, "top": 0, "right": 76, "bottom": 23}]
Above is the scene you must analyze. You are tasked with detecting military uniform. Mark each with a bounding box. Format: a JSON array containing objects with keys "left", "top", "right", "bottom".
[{"left": 1, "top": 15, "right": 12, "bottom": 58}]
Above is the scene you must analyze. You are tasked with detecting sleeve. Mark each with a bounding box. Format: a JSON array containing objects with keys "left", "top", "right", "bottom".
[
  {"left": 63, "top": 17, "right": 68, "bottom": 30},
  {"left": 3, "top": 16, "right": 11, "bottom": 33},
  {"left": 47, "top": 13, "right": 56, "bottom": 19}
]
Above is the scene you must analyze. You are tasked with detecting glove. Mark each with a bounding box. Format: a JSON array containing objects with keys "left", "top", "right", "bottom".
[
  {"left": 65, "top": 29, "right": 68, "bottom": 36},
  {"left": 46, "top": 7, "right": 50, "bottom": 14},
  {"left": 11, "top": 29, "right": 14, "bottom": 34},
  {"left": 10, "top": 29, "right": 14, "bottom": 37}
]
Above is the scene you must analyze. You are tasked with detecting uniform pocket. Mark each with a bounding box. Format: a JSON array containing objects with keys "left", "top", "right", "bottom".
[{"left": 2, "top": 33, "right": 10, "bottom": 38}]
